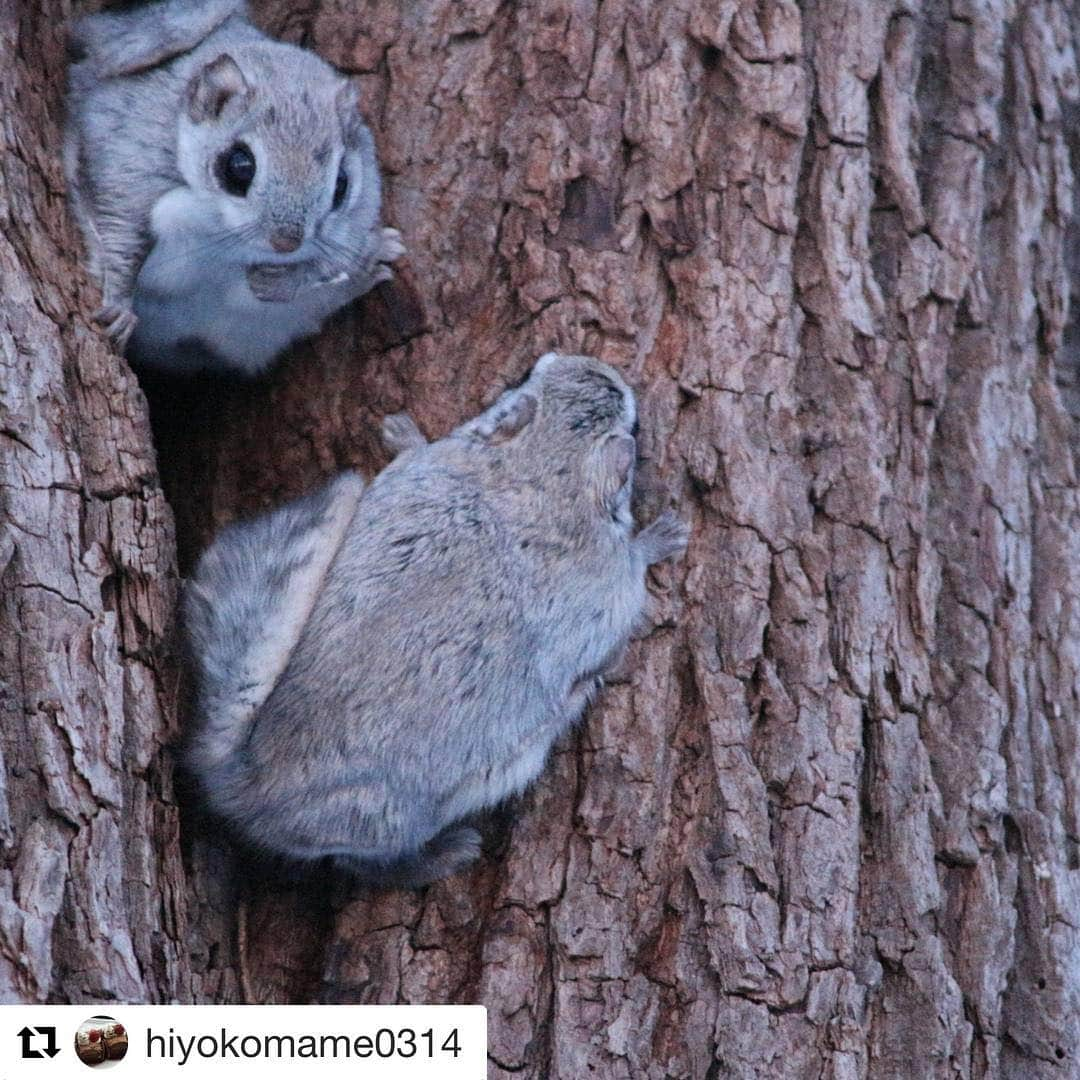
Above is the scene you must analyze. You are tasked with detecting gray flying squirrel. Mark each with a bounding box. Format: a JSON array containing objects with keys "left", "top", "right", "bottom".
[
  {"left": 183, "top": 353, "right": 689, "bottom": 886},
  {"left": 65, "top": 0, "right": 404, "bottom": 374}
]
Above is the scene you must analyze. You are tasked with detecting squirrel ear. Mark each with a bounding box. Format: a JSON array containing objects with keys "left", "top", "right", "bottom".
[
  {"left": 335, "top": 81, "right": 364, "bottom": 143},
  {"left": 593, "top": 433, "right": 635, "bottom": 511},
  {"left": 474, "top": 393, "right": 537, "bottom": 445},
  {"left": 187, "top": 54, "right": 249, "bottom": 123},
  {"left": 335, "top": 80, "right": 360, "bottom": 118}
]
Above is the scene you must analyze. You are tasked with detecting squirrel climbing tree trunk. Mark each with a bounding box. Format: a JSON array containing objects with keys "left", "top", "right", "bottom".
[{"left": 2, "top": 0, "right": 1079, "bottom": 1077}]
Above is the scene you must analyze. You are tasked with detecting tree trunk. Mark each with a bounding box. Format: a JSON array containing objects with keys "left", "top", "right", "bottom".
[
  {"left": 0, "top": 1, "right": 190, "bottom": 1003},
  {"left": 3, "top": 0, "right": 1079, "bottom": 1076}
]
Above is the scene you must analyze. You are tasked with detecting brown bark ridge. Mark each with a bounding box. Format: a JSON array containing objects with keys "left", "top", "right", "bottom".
[
  {"left": 4, "top": 0, "right": 1080, "bottom": 1076},
  {"left": 0, "top": 4, "right": 188, "bottom": 1002}
]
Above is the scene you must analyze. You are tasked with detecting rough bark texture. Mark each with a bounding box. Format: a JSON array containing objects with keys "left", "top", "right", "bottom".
[
  {"left": 0, "top": 2, "right": 188, "bottom": 1002},
  {"left": 3, "top": 0, "right": 1080, "bottom": 1077}
]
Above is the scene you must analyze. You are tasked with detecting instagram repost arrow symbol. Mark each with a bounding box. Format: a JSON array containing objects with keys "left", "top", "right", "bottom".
[
  {"left": 17, "top": 1027, "right": 41, "bottom": 1059},
  {"left": 40, "top": 1028, "right": 59, "bottom": 1059},
  {"left": 17, "top": 1026, "right": 59, "bottom": 1059}
]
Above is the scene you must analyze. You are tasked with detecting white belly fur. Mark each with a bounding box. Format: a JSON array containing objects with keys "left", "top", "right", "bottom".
[
  {"left": 131, "top": 188, "right": 332, "bottom": 374},
  {"left": 133, "top": 254, "right": 326, "bottom": 374}
]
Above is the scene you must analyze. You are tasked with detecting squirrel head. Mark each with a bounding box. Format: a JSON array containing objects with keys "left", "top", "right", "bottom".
[
  {"left": 458, "top": 353, "right": 640, "bottom": 526},
  {"left": 176, "top": 42, "right": 380, "bottom": 268}
]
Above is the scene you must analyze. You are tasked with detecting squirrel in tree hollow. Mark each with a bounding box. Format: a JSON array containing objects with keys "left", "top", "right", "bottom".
[
  {"left": 65, "top": 0, "right": 403, "bottom": 374},
  {"left": 183, "top": 353, "right": 690, "bottom": 886}
]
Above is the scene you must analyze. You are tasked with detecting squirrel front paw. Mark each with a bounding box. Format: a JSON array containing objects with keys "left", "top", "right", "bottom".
[
  {"left": 94, "top": 303, "right": 138, "bottom": 352},
  {"left": 377, "top": 226, "right": 406, "bottom": 265},
  {"left": 370, "top": 227, "right": 406, "bottom": 285}
]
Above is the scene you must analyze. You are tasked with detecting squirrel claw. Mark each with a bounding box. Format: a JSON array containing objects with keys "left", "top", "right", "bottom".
[
  {"left": 382, "top": 412, "right": 427, "bottom": 457},
  {"left": 377, "top": 226, "right": 406, "bottom": 264}
]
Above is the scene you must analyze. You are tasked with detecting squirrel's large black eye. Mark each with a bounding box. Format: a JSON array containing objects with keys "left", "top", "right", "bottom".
[
  {"left": 332, "top": 166, "right": 348, "bottom": 210},
  {"left": 217, "top": 143, "right": 255, "bottom": 196}
]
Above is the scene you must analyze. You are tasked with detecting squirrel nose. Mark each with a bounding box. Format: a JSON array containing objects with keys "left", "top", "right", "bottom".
[{"left": 269, "top": 226, "right": 303, "bottom": 253}]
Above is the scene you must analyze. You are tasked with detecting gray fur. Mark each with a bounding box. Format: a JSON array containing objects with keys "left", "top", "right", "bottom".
[
  {"left": 65, "top": 0, "right": 403, "bottom": 374},
  {"left": 184, "top": 471, "right": 364, "bottom": 782},
  {"left": 184, "top": 354, "right": 689, "bottom": 886}
]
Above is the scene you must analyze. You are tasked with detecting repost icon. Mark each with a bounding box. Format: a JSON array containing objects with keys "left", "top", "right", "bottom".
[{"left": 18, "top": 1025, "right": 59, "bottom": 1060}]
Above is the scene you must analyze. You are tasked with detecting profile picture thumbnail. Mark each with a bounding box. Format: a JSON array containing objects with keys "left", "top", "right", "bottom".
[{"left": 74, "top": 1016, "right": 128, "bottom": 1067}]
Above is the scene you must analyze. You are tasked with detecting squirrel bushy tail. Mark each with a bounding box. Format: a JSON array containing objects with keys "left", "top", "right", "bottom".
[
  {"left": 69, "top": 0, "right": 247, "bottom": 80},
  {"left": 183, "top": 472, "right": 364, "bottom": 787}
]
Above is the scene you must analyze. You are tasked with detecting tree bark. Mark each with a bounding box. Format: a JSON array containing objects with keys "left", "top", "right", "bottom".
[
  {"left": 0, "top": 2, "right": 188, "bottom": 1002},
  {"left": 4, "top": 0, "right": 1080, "bottom": 1076}
]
